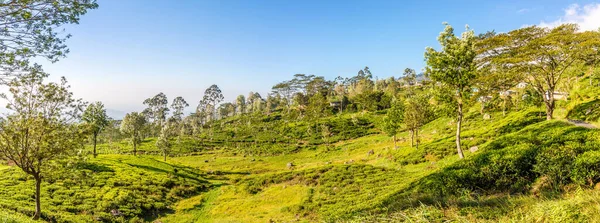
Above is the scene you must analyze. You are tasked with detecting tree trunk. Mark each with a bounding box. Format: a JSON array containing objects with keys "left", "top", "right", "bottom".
[
  {"left": 410, "top": 130, "right": 414, "bottom": 148},
  {"left": 93, "top": 132, "right": 98, "bottom": 158},
  {"left": 133, "top": 142, "right": 137, "bottom": 156},
  {"left": 456, "top": 101, "right": 465, "bottom": 159},
  {"left": 502, "top": 96, "right": 507, "bottom": 116},
  {"left": 544, "top": 90, "right": 555, "bottom": 120},
  {"left": 393, "top": 135, "right": 397, "bottom": 149},
  {"left": 416, "top": 129, "right": 419, "bottom": 149},
  {"left": 480, "top": 101, "right": 485, "bottom": 114},
  {"left": 33, "top": 175, "right": 42, "bottom": 220}
]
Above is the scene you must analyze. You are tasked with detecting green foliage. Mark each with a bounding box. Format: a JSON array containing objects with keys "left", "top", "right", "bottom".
[
  {"left": 120, "top": 112, "right": 147, "bottom": 155},
  {"left": 0, "top": 0, "right": 98, "bottom": 72},
  {"left": 572, "top": 150, "right": 600, "bottom": 186},
  {"left": 401, "top": 109, "right": 545, "bottom": 164},
  {"left": 0, "top": 155, "right": 209, "bottom": 222},
  {"left": 405, "top": 120, "right": 600, "bottom": 203},
  {"left": 239, "top": 164, "right": 411, "bottom": 220},
  {"left": 567, "top": 99, "right": 600, "bottom": 122},
  {"left": 382, "top": 99, "right": 404, "bottom": 137}
]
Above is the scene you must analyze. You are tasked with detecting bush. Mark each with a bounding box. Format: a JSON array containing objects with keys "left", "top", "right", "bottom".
[{"left": 572, "top": 151, "right": 600, "bottom": 186}]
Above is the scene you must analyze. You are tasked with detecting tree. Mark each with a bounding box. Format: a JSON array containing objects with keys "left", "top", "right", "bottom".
[
  {"left": 404, "top": 93, "right": 434, "bottom": 149},
  {"left": 120, "top": 112, "right": 147, "bottom": 156},
  {"left": 307, "top": 93, "right": 329, "bottom": 119},
  {"left": 143, "top": 93, "right": 169, "bottom": 134},
  {"left": 333, "top": 76, "right": 349, "bottom": 113},
  {"left": 425, "top": 23, "right": 477, "bottom": 159},
  {"left": 479, "top": 24, "right": 600, "bottom": 120},
  {"left": 403, "top": 68, "right": 417, "bottom": 86},
  {"left": 156, "top": 132, "right": 171, "bottom": 162},
  {"left": 203, "top": 85, "right": 224, "bottom": 120},
  {"left": 0, "top": 72, "right": 84, "bottom": 220},
  {"left": 236, "top": 95, "right": 246, "bottom": 115},
  {"left": 171, "top": 96, "right": 189, "bottom": 120},
  {"left": 82, "top": 101, "right": 109, "bottom": 158},
  {"left": 0, "top": 0, "right": 98, "bottom": 77},
  {"left": 382, "top": 99, "right": 404, "bottom": 149},
  {"left": 156, "top": 119, "right": 176, "bottom": 162}
]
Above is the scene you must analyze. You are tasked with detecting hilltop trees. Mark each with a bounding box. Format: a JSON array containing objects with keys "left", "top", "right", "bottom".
[
  {"left": 143, "top": 93, "right": 169, "bottom": 135},
  {"left": 0, "top": 72, "right": 84, "bottom": 220},
  {"left": 425, "top": 23, "right": 477, "bottom": 159},
  {"left": 82, "top": 101, "right": 109, "bottom": 157},
  {"left": 171, "top": 96, "right": 189, "bottom": 121},
  {"left": 120, "top": 112, "right": 147, "bottom": 156},
  {"left": 479, "top": 24, "right": 600, "bottom": 120},
  {"left": 403, "top": 68, "right": 418, "bottom": 86},
  {"left": 203, "top": 85, "right": 224, "bottom": 119},
  {"left": 236, "top": 95, "right": 246, "bottom": 115}
]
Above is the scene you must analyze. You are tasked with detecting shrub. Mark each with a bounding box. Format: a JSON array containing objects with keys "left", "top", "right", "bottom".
[{"left": 572, "top": 151, "right": 600, "bottom": 186}]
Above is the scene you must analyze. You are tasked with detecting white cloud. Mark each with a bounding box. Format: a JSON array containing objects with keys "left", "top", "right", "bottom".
[
  {"left": 539, "top": 3, "right": 600, "bottom": 31},
  {"left": 517, "top": 8, "right": 530, "bottom": 14}
]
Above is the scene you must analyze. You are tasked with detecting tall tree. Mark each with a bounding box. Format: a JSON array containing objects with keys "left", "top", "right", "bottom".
[
  {"left": 425, "top": 23, "right": 477, "bottom": 159},
  {"left": 333, "top": 76, "right": 349, "bottom": 113},
  {"left": 236, "top": 94, "right": 246, "bottom": 115},
  {"left": 82, "top": 101, "right": 109, "bottom": 157},
  {"left": 170, "top": 96, "right": 189, "bottom": 120},
  {"left": 143, "top": 93, "right": 169, "bottom": 134},
  {"left": 382, "top": 99, "right": 404, "bottom": 149},
  {"left": 0, "top": 0, "right": 98, "bottom": 77},
  {"left": 404, "top": 92, "right": 434, "bottom": 149},
  {"left": 203, "top": 85, "right": 224, "bottom": 120},
  {"left": 403, "top": 68, "right": 417, "bottom": 86},
  {"left": 0, "top": 72, "right": 84, "bottom": 220},
  {"left": 478, "top": 24, "right": 600, "bottom": 119},
  {"left": 156, "top": 118, "right": 176, "bottom": 162},
  {"left": 120, "top": 112, "right": 147, "bottom": 156}
]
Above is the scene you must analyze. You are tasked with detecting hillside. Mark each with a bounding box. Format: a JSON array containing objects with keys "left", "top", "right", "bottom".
[
  {"left": 2, "top": 104, "right": 600, "bottom": 222},
  {"left": 0, "top": 4, "right": 599, "bottom": 222}
]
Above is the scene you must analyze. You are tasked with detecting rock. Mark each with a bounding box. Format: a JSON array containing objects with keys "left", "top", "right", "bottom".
[
  {"left": 483, "top": 113, "right": 491, "bottom": 120},
  {"left": 469, "top": 146, "right": 479, "bottom": 153},
  {"left": 367, "top": 150, "right": 374, "bottom": 156},
  {"left": 469, "top": 137, "right": 474, "bottom": 141},
  {"left": 344, "top": 159, "right": 355, "bottom": 164},
  {"left": 287, "top": 162, "right": 294, "bottom": 169},
  {"left": 325, "top": 161, "right": 331, "bottom": 165},
  {"left": 432, "top": 130, "right": 437, "bottom": 134},
  {"left": 110, "top": 209, "right": 122, "bottom": 216},
  {"left": 251, "top": 158, "right": 255, "bottom": 162}
]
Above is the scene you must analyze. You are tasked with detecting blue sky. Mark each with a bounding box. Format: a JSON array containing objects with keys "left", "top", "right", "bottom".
[{"left": 37, "top": 0, "right": 600, "bottom": 118}]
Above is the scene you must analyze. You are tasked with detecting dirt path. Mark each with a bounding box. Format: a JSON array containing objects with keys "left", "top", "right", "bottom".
[{"left": 568, "top": 119, "right": 598, "bottom": 129}]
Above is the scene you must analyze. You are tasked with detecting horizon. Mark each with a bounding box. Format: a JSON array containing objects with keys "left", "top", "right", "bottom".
[{"left": 34, "top": 0, "right": 600, "bottom": 118}]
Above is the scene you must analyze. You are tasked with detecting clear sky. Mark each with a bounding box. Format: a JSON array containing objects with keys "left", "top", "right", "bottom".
[{"left": 36, "top": 0, "right": 600, "bottom": 118}]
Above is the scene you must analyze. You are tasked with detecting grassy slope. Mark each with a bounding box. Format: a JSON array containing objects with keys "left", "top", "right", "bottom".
[
  {"left": 152, "top": 109, "right": 560, "bottom": 222},
  {"left": 2, "top": 107, "right": 598, "bottom": 222},
  {"left": 0, "top": 155, "right": 210, "bottom": 222}
]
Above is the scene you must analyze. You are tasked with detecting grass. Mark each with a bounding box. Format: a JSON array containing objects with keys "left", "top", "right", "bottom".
[
  {"left": 3, "top": 106, "right": 600, "bottom": 222},
  {"left": 0, "top": 155, "right": 210, "bottom": 222}
]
